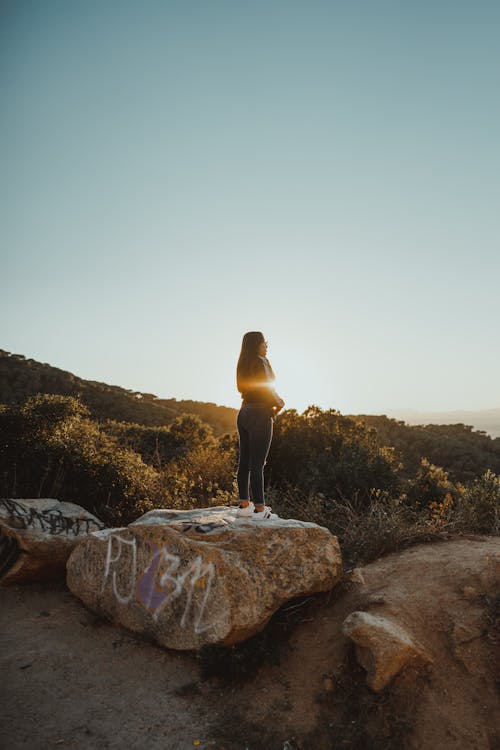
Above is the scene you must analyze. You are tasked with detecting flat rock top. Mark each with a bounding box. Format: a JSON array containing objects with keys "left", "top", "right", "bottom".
[{"left": 128, "top": 505, "right": 328, "bottom": 536}]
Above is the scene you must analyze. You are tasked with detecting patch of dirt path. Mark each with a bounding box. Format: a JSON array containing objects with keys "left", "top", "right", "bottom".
[{"left": 0, "top": 582, "right": 213, "bottom": 750}]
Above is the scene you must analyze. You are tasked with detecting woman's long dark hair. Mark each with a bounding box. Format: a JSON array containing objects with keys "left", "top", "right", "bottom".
[{"left": 236, "top": 331, "right": 275, "bottom": 394}]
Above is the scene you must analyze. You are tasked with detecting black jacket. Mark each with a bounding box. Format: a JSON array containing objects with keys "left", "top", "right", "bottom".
[{"left": 239, "top": 358, "right": 284, "bottom": 410}]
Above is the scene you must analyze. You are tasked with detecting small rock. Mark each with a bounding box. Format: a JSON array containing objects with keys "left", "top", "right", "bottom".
[
  {"left": 349, "top": 568, "right": 366, "bottom": 586},
  {"left": 342, "top": 610, "right": 433, "bottom": 691},
  {"left": 462, "top": 586, "right": 478, "bottom": 600},
  {"left": 366, "top": 593, "right": 386, "bottom": 606},
  {"left": 322, "top": 674, "right": 335, "bottom": 692}
]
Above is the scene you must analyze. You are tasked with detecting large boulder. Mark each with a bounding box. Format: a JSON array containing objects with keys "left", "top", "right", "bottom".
[
  {"left": 0, "top": 498, "right": 104, "bottom": 585},
  {"left": 66, "top": 506, "right": 342, "bottom": 649}
]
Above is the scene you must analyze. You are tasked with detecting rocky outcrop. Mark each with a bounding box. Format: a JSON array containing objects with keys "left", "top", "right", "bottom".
[
  {"left": 342, "top": 610, "right": 433, "bottom": 691},
  {"left": 66, "top": 506, "right": 342, "bottom": 649},
  {"left": 0, "top": 498, "right": 104, "bottom": 584}
]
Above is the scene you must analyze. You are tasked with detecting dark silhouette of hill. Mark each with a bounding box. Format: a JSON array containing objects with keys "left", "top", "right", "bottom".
[{"left": 0, "top": 350, "right": 237, "bottom": 436}]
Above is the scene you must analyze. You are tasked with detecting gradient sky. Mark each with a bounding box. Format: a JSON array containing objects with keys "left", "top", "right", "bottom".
[{"left": 1, "top": 0, "right": 499, "bottom": 415}]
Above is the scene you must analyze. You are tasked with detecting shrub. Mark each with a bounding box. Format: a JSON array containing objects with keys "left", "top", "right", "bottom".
[
  {"left": 157, "top": 433, "right": 238, "bottom": 508},
  {"left": 102, "top": 413, "right": 215, "bottom": 470},
  {"left": 406, "top": 457, "right": 461, "bottom": 509},
  {"left": 454, "top": 470, "right": 500, "bottom": 534},
  {"left": 268, "top": 406, "right": 401, "bottom": 506},
  {"left": 267, "top": 485, "right": 440, "bottom": 568},
  {"left": 0, "top": 395, "right": 160, "bottom": 525}
]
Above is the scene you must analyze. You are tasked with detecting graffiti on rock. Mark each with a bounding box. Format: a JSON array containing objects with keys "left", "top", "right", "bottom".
[
  {"left": 179, "top": 521, "right": 225, "bottom": 535},
  {"left": 101, "top": 533, "right": 137, "bottom": 604},
  {"left": 0, "top": 499, "right": 104, "bottom": 536},
  {"left": 101, "top": 533, "right": 215, "bottom": 634}
]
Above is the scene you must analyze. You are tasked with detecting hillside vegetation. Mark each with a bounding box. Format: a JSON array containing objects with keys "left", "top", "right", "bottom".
[
  {"left": 352, "top": 413, "right": 500, "bottom": 483},
  {"left": 0, "top": 349, "right": 236, "bottom": 435},
  {"left": 1, "top": 391, "right": 498, "bottom": 567}
]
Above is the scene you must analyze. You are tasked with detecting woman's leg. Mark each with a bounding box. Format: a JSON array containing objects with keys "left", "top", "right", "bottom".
[
  {"left": 248, "top": 410, "right": 273, "bottom": 507},
  {"left": 236, "top": 408, "right": 251, "bottom": 501}
]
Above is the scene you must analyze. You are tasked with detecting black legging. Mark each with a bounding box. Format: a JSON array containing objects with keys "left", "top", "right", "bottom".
[{"left": 236, "top": 403, "right": 273, "bottom": 505}]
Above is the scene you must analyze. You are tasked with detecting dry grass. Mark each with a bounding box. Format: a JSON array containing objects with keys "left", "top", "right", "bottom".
[{"left": 267, "top": 483, "right": 498, "bottom": 568}]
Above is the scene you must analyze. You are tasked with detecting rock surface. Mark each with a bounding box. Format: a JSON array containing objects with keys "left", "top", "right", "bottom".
[
  {"left": 66, "top": 505, "right": 342, "bottom": 649},
  {"left": 0, "top": 498, "right": 104, "bottom": 584},
  {"left": 342, "top": 610, "right": 433, "bottom": 691}
]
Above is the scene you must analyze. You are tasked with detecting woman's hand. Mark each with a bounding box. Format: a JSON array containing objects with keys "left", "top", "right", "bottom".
[{"left": 272, "top": 397, "right": 285, "bottom": 418}]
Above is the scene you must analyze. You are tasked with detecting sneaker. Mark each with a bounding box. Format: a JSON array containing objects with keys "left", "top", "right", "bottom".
[
  {"left": 252, "top": 505, "right": 277, "bottom": 520},
  {"left": 237, "top": 501, "right": 255, "bottom": 517}
]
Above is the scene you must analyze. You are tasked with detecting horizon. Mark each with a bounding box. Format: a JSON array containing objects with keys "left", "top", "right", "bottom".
[
  {"left": 4, "top": 344, "right": 500, "bottom": 437},
  {"left": 1, "top": 1, "right": 499, "bottom": 415},
  {"left": 2, "top": 348, "right": 500, "bottom": 423}
]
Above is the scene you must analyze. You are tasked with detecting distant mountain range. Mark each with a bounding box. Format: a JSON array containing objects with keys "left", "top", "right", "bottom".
[{"left": 385, "top": 408, "right": 500, "bottom": 439}]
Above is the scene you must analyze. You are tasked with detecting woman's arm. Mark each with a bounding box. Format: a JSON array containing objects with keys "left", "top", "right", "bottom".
[
  {"left": 241, "top": 359, "right": 285, "bottom": 411},
  {"left": 259, "top": 360, "right": 285, "bottom": 410}
]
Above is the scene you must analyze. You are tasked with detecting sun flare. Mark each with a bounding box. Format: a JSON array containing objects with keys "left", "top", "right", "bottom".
[{"left": 268, "top": 347, "right": 323, "bottom": 415}]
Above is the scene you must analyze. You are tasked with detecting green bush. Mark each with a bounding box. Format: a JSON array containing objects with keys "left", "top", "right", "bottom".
[
  {"left": 102, "top": 413, "right": 215, "bottom": 471},
  {"left": 268, "top": 406, "right": 401, "bottom": 506},
  {"left": 454, "top": 470, "right": 500, "bottom": 534},
  {"left": 155, "top": 433, "right": 238, "bottom": 509},
  {"left": 0, "top": 394, "right": 160, "bottom": 525}
]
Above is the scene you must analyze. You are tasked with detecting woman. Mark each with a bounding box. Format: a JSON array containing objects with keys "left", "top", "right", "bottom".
[{"left": 235, "top": 331, "right": 285, "bottom": 519}]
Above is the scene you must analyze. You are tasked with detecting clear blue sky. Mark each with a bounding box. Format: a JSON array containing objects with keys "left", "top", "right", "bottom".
[{"left": 1, "top": 0, "right": 499, "bottom": 415}]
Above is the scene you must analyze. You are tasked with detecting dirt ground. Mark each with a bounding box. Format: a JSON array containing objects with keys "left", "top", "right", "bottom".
[{"left": 1, "top": 536, "right": 499, "bottom": 750}]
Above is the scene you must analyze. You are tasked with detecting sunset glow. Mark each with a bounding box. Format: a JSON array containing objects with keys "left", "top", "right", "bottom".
[{"left": 1, "top": 2, "right": 499, "bottom": 415}]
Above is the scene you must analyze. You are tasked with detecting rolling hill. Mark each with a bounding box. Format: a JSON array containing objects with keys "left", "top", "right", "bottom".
[{"left": 0, "top": 350, "right": 237, "bottom": 436}]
